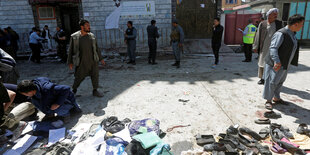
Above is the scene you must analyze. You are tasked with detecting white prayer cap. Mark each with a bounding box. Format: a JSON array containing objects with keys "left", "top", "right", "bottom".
[{"left": 266, "top": 8, "right": 279, "bottom": 17}]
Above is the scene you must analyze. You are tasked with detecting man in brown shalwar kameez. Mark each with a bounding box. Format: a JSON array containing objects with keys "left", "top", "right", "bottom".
[{"left": 68, "top": 19, "right": 105, "bottom": 97}]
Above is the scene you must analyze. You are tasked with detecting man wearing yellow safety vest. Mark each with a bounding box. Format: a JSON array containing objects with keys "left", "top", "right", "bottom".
[{"left": 239, "top": 19, "right": 257, "bottom": 62}]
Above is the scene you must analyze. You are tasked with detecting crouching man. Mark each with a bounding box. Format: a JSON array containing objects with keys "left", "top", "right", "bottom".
[{"left": 17, "top": 77, "right": 81, "bottom": 122}]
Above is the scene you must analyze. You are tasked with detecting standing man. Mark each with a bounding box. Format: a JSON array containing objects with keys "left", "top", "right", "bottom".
[
  {"left": 42, "top": 25, "right": 52, "bottom": 52},
  {"left": 239, "top": 19, "right": 257, "bottom": 62},
  {"left": 170, "top": 19, "right": 184, "bottom": 68},
  {"left": 125, "top": 21, "right": 137, "bottom": 65},
  {"left": 211, "top": 17, "right": 224, "bottom": 67},
  {"left": 147, "top": 20, "right": 160, "bottom": 65},
  {"left": 68, "top": 19, "right": 105, "bottom": 97},
  {"left": 54, "top": 26, "right": 67, "bottom": 63},
  {"left": 253, "top": 8, "right": 283, "bottom": 85},
  {"left": 263, "top": 14, "right": 304, "bottom": 110},
  {"left": 29, "top": 28, "right": 44, "bottom": 63}
]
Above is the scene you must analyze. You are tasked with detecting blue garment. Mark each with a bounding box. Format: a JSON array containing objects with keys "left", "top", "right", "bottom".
[
  {"left": 150, "top": 143, "right": 171, "bottom": 155},
  {"left": 29, "top": 32, "right": 43, "bottom": 44},
  {"left": 105, "top": 137, "right": 128, "bottom": 155},
  {"left": 31, "top": 77, "right": 81, "bottom": 116}
]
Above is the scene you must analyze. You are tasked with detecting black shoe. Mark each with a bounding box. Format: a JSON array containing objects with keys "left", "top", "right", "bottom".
[
  {"left": 172, "top": 62, "right": 177, "bottom": 66},
  {"left": 152, "top": 62, "right": 158, "bottom": 65},
  {"left": 148, "top": 59, "right": 152, "bottom": 64},
  {"left": 127, "top": 61, "right": 133, "bottom": 64},
  {"left": 93, "top": 89, "right": 104, "bottom": 97},
  {"left": 132, "top": 61, "right": 136, "bottom": 65},
  {"left": 176, "top": 61, "right": 180, "bottom": 68},
  {"left": 72, "top": 89, "right": 77, "bottom": 94},
  {"left": 242, "top": 60, "right": 251, "bottom": 62},
  {"left": 257, "top": 79, "right": 265, "bottom": 85}
]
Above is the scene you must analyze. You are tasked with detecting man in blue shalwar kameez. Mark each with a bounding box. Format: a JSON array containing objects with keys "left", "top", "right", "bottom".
[{"left": 263, "top": 14, "right": 304, "bottom": 110}]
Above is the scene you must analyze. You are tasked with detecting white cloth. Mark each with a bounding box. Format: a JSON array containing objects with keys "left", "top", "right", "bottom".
[
  {"left": 266, "top": 8, "right": 279, "bottom": 17},
  {"left": 105, "top": 6, "right": 122, "bottom": 29}
]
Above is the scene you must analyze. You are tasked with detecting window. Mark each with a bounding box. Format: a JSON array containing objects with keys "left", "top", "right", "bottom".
[
  {"left": 226, "top": 0, "right": 237, "bottom": 4},
  {"left": 37, "top": 6, "right": 55, "bottom": 20}
]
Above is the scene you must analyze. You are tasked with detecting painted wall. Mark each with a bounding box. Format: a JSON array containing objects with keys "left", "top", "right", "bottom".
[{"left": 81, "top": 0, "right": 172, "bottom": 49}]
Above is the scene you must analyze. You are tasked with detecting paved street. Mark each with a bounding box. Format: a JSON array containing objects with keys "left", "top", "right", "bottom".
[{"left": 18, "top": 49, "right": 310, "bottom": 154}]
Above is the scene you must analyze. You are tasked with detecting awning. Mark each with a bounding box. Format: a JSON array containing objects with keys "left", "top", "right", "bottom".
[
  {"left": 28, "top": 0, "right": 80, "bottom": 4},
  {"left": 222, "top": 4, "right": 251, "bottom": 14}
]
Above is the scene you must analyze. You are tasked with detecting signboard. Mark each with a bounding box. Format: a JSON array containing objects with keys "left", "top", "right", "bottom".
[{"left": 121, "top": 1, "right": 155, "bottom": 16}]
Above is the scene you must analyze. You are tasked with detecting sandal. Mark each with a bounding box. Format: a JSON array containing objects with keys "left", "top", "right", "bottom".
[
  {"left": 259, "top": 127, "right": 270, "bottom": 139},
  {"left": 255, "top": 118, "right": 271, "bottom": 124},
  {"left": 203, "top": 142, "right": 226, "bottom": 152},
  {"left": 265, "top": 101, "right": 273, "bottom": 110},
  {"left": 271, "top": 142, "right": 287, "bottom": 154},
  {"left": 297, "top": 123, "right": 310, "bottom": 135},
  {"left": 264, "top": 111, "right": 282, "bottom": 119},
  {"left": 273, "top": 99, "right": 289, "bottom": 105},
  {"left": 239, "top": 127, "right": 263, "bottom": 141},
  {"left": 195, "top": 134, "right": 215, "bottom": 146}
]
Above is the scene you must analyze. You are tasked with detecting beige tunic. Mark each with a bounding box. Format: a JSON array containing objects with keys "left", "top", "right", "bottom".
[{"left": 253, "top": 22, "right": 276, "bottom": 68}]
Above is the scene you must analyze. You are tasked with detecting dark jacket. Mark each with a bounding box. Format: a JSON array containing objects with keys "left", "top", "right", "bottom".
[
  {"left": 147, "top": 25, "right": 159, "bottom": 40},
  {"left": 212, "top": 24, "right": 224, "bottom": 45},
  {"left": 256, "top": 20, "right": 283, "bottom": 53},
  {"left": 42, "top": 29, "right": 51, "bottom": 39},
  {"left": 265, "top": 28, "right": 299, "bottom": 70},
  {"left": 31, "top": 77, "right": 80, "bottom": 115}
]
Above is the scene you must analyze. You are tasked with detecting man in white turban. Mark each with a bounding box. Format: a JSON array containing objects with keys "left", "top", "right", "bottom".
[{"left": 253, "top": 8, "right": 283, "bottom": 85}]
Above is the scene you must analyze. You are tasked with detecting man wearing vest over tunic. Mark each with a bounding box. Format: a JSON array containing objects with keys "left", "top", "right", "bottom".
[
  {"left": 68, "top": 19, "right": 106, "bottom": 97},
  {"left": 239, "top": 19, "right": 257, "bottom": 62},
  {"left": 263, "top": 14, "right": 304, "bottom": 110},
  {"left": 253, "top": 8, "right": 283, "bottom": 85},
  {"left": 170, "top": 19, "right": 184, "bottom": 68}
]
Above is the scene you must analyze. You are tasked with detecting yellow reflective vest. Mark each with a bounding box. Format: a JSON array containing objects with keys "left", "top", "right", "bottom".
[{"left": 243, "top": 24, "right": 257, "bottom": 44}]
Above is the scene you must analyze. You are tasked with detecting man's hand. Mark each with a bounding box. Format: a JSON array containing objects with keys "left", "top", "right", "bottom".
[
  {"left": 273, "top": 63, "right": 281, "bottom": 71},
  {"left": 100, "top": 60, "right": 106, "bottom": 66},
  {"left": 178, "top": 43, "right": 183, "bottom": 47},
  {"left": 253, "top": 49, "right": 258, "bottom": 53},
  {"left": 51, "top": 104, "right": 60, "bottom": 110},
  {"left": 69, "top": 64, "right": 73, "bottom": 70}
]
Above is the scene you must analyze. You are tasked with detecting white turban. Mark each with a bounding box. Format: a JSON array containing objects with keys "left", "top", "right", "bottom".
[{"left": 266, "top": 8, "right": 279, "bottom": 17}]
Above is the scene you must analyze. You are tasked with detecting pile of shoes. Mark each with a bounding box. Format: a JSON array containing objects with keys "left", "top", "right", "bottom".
[
  {"left": 195, "top": 123, "right": 310, "bottom": 155},
  {"left": 196, "top": 125, "right": 272, "bottom": 155}
]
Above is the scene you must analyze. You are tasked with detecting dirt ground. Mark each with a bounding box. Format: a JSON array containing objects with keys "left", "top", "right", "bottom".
[{"left": 17, "top": 48, "right": 310, "bottom": 154}]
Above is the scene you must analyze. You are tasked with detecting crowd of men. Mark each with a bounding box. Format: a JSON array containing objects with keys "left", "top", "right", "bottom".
[{"left": 0, "top": 8, "right": 306, "bottom": 144}]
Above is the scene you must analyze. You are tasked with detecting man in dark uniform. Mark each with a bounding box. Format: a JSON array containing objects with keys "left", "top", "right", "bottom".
[
  {"left": 68, "top": 19, "right": 105, "bottom": 97},
  {"left": 125, "top": 21, "right": 137, "bottom": 65},
  {"left": 170, "top": 19, "right": 184, "bottom": 68},
  {"left": 211, "top": 17, "right": 224, "bottom": 67},
  {"left": 147, "top": 20, "right": 160, "bottom": 65},
  {"left": 54, "top": 26, "right": 67, "bottom": 63}
]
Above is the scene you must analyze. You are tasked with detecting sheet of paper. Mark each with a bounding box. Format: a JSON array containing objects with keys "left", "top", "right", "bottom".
[
  {"left": 48, "top": 127, "right": 66, "bottom": 145},
  {"left": 21, "top": 121, "right": 34, "bottom": 135},
  {"left": 114, "top": 126, "right": 132, "bottom": 143},
  {"left": 4, "top": 134, "right": 37, "bottom": 155},
  {"left": 86, "top": 129, "right": 106, "bottom": 148}
]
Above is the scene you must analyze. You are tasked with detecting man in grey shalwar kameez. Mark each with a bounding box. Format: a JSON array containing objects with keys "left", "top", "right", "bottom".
[
  {"left": 253, "top": 8, "right": 283, "bottom": 85},
  {"left": 263, "top": 14, "right": 304, "bottom": 110}
]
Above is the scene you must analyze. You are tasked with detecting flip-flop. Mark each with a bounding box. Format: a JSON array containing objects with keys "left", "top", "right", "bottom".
[
  {"left": 195, "top": 134, "right": 215, "bottom": 146},
  {"left": 273, "top": 99, "right": 289, "bottom": 105},
  {"left": 256, "top": 143, "right": 272, "bottom": 155},
  {"left": 239, "top": 127, "right": 263, "bottom": 141},
  {"left": 265, "top": 101, "right": 273, "bottom": 110},
  {"left": 259, "top": 127, "right": 270, "bottom": 139},
  {"left": 255, "top": 118, "right": 271, "bottom": 124},
  {"left": 203, "top": 142, "right": 226, "bottom": 152},
  {"left": 264, "top": 111, "right": 282, "bottom": 119},
  {"left": 297, "top": 123, "right": 310, "bottom": 135},
  {"left": 271, "top": 143, "right": 287, "bottom": 154}
]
